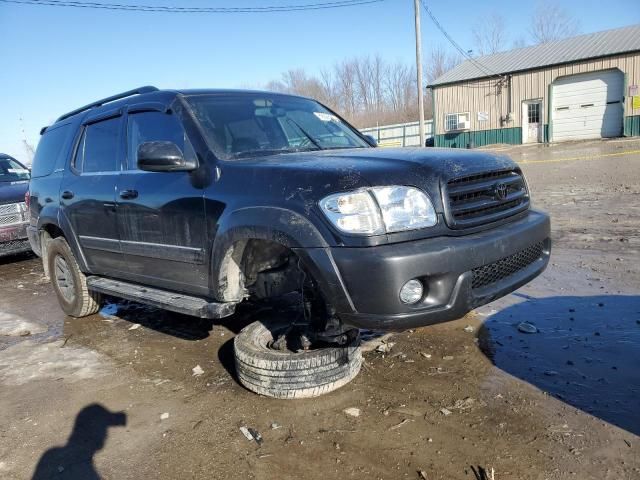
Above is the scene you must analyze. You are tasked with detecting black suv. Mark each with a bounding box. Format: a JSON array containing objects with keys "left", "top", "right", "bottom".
[
  {"left": 1, "top": 154, "right": 31, "bottom": 257},
  {"left": 28, "top": 87, "right": 550, "bottom": 396}
]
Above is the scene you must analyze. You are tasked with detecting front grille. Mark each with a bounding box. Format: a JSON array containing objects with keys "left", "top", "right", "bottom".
[
  {"left": 445, "top": 170, "right": 529, "bottom": 228},
  {"left": 0, "top": 202, "right": 26, "bottom": 226},
  {"left": 0, "top": 239, "right": 31, "bottom": 256},
  {"left": 471, "top": 241, "right": 544, "bottom": 290}
]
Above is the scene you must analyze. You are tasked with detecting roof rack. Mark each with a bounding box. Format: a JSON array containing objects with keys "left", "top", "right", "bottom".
[{"left": 55, "top": 86, "right": 159, "bottom": 122}]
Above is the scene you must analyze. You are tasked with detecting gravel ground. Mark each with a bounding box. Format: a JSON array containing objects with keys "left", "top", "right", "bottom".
[{"left": 0, "top": 138, "right": 638, "bottom": 480}]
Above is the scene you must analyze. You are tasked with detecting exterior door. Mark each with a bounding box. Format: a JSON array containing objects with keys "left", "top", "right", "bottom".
[
  {"left": 522, "top": 100, "right": 542, "bottom": 144},
  {"left": 115, "top": 110, "right": 208, "bottom": 295},
  {"left": 59, "top": 113, "right": 124, "bottom": 275},
  {"left": 551, "top": 70, "right": 624, "bottom": 141}
]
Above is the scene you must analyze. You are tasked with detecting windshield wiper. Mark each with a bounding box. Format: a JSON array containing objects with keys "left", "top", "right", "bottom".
[
  {"left": 286, "top": 118, "right": 323, "bottom": 150},
  {"left": 230, "top": 147, "right": 318, "bottom": 159}
]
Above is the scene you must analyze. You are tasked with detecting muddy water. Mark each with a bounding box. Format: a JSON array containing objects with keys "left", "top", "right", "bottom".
[{"left": 480, "top": 293, "right": 640, "bottom": 435}]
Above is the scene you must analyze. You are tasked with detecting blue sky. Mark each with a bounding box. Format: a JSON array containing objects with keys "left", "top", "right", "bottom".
[{"left": 1, "top": 0, "right": 638, "bottom": 163}]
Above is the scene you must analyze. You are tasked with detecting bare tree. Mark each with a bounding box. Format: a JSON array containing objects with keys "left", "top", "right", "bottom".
[
  {"left": 511, "top": 36, "right": 528, "bottom": 50},
  {"left": 529, "top": 0, "right": 580, "bottom": 44},
  {"left": 263, "top": 53, "right": 462, "bottom": 128},
  {"left": 425, "top": 46, "right": 461, "bottom": 84},
  {"left": 472, "top": 13, "right": 508, "bottom": 56}
]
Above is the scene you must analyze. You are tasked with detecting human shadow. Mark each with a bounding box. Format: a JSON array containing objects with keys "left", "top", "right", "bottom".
[
  {"left": 31, "top": 404, "right": 126, "bottom": 480},
  {"left": 478, "top": 294, "right": 640, "bottom": 436}
]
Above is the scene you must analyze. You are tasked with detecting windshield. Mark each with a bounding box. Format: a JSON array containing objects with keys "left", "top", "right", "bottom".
[
  {"left": 0, "top": 157, "right": 30, "bottom": 182},
  {"left": 184, "top": 94, "right": 370, "bottom": 160}
]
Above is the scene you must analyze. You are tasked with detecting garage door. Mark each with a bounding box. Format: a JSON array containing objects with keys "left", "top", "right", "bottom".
[{"left": 551, "top": 70, "right": 624, "bottom": 142}]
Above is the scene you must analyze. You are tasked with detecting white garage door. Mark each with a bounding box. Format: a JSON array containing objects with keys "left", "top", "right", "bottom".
[{"left": 551, "top": 70, "right": 624, "bottom": 142}]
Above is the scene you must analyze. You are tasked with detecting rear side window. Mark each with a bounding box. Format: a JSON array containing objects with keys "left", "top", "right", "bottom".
[
  {"left": 31, "top": 123, "right": 72, "bottom": 178},
  {"left": 126, "top": 111, "right": 196, "bottom": 170},
  {"left": 75, "top": 117, "right": 121, "bottom": 173}
]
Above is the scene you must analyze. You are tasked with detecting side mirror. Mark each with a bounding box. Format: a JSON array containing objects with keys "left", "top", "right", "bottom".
[
  {"left": 364, "top": 135, "right": 378, "bottom": 147},
  {"left": 137, "top": 141, "right": 197, "bottom": 172}
]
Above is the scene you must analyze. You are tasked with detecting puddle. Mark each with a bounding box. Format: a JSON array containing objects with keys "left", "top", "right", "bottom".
[{"left": 479, "top": 294, "right": 640, "bottom": 435}]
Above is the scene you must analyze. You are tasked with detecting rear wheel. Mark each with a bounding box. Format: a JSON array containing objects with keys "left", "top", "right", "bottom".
[
  {"left": 234, "top": 318, "right": 362, "bottom": 399},
  {"left": 47, "top": 237, "right": 102, "bottom": 317}
]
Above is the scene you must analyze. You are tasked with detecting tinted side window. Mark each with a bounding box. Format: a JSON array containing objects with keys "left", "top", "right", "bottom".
[
  {"left": 76, "top": 117, "right": 121, "bottom": 173},
  {"left": 127, "top": 112, "right": 196, "bottom": 169},
  {"left": 31, "top": 124, "right": 72, "bottom": 178}
]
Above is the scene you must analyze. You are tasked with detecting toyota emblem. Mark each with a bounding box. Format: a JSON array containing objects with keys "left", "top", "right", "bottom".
[{"left": 494, "top": 183, "right": 508, "bottom": 200}]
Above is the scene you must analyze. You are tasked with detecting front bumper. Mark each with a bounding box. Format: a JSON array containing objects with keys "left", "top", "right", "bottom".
[
  {"left": 0, "top": 223, "right": 31, "bottom": 257},
  {"left": 323, "top": 210, "right": 550, "bottom": 331}
]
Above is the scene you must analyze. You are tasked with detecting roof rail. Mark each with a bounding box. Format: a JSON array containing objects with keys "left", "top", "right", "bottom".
[{"left": 55, "top": 86, "right": 159, "bottom": 122}]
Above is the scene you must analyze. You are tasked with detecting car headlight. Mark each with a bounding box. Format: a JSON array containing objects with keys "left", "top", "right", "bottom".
[{"left": 320, "top": 186, "right": 436, "bottom": 235}]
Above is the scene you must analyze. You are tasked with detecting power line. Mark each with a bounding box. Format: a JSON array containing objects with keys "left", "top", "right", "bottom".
[
  {"left": 0, "top": 0, "right": 385, "bottom": 13},
  {"left": 419, "top": 0, "right": 503, "bottom": 81}
]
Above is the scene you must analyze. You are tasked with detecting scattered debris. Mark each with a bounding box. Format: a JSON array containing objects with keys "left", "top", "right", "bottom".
[
  {"left": 271, "top": 422, "right": 282, "bottom": 430},
  {"left": 418, "top": 470, "right": 428, "bottom": 479},
  {"left": 544, "top": 370, "right": 558, "bottom": 376},
  {"left": 624, "top": 439, "right": 632, "bottom": 448},
  {"left": 376, "top": 342, "right": 395, "bottom": 354},
  {"left": 160, "top": 412, "right": 169, "bottom": 420},
  {"left": 448, "top": 397, "right": 476, "bottom": 411},
  {"left": 248, "top": 428, "right": 263, "bottom": 445},
  {"left": 442, "top": 355, "right": 454, "bottom": 361},
  {"left": 420, "top": 352, "right": 432, "bottom": 359},
  {"left": 389, "top": 419, "right": 412, "bottom": 431},
  {"left": 192, "top": 365, "right": 204, "bottom": 376},
  {"left": 239, "top": 426, "right": 254, "bottom": 441},
  {"left": 128, "top": 323, "right": 141, "bottom": 331},
  {"left": 517, "top": 321, "right": 538, "bottom": 334},
  {"left": 343, "top": 407, "right": 361, "bottom": 418},
  {"left": 463, "top": 325, "right": 475, "bottom": 333},
  {"left": 439, "top": 408, "right": 452, "bottom": 416}
]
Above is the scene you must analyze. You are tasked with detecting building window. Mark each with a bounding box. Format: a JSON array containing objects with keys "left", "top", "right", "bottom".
[
  {"left": 445, "top": 112, "right": 470, "bottom": 131},
  {"left": 527, "top": 103, "right": 540, "bottom": 124}
]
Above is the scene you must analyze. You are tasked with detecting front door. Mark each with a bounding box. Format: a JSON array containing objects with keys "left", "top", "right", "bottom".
[
  {"left": 522, "top": 100, "right": 542, "bottom": 144},
  {"left": 59, "top": 113, "right": 124, "bottom": 275},
  {"left": 115, "top": 110, "right": 208, "bottom": 295}
]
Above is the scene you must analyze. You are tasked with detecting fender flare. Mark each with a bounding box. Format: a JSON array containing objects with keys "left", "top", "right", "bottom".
[
  {"left": 209, "top": 206, "right": 331, "bottom": 300},
  {"left": 36, "top": 207, "right": 90, "bottom": 273}
]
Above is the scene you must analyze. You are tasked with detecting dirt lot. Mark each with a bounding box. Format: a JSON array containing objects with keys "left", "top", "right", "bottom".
[{"left": 1, "top": 139, "right": 639, "bottom": 480}]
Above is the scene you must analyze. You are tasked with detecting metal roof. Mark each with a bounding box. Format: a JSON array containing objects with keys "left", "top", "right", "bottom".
[{"left": 430, "top": 24, "right": 640, "bottom": 87}]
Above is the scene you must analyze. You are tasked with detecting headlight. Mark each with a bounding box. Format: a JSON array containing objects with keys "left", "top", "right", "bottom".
[{"left": 320, "top": 186, "right": 436, "bottom": 235}]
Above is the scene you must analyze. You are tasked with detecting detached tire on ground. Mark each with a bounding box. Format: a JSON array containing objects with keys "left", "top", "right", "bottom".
[
  {"left": 47, "top": 237, "right": 102, "bottom": 317},
  {"left": 234, "top": 319, "right": 362, "bottom": 399}
]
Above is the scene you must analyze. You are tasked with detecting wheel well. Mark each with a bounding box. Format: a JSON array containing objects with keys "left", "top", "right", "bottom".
[
  {"left": 216, "top": 239, "right": 304, "bottom": 303},
  {"left": 40, "top": 224, "right": 65, "bottom": 279}
]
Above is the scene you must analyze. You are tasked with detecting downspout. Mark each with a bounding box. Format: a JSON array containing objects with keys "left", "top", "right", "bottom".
[{"left": 507, "top": 75, "right": 512, "bottom": 121}]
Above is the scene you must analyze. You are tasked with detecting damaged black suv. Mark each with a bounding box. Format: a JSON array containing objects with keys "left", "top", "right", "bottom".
[{"left": 28, "top": 87, "right": 550, "bottom": 398}]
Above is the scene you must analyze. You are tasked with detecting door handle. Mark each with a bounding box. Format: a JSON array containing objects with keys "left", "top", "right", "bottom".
[
  {"left": 61, "top": 190, "right": 74, "bottom": 200},
  {"left": 119, "top": 189, "right": 138, "bottom": 200}
]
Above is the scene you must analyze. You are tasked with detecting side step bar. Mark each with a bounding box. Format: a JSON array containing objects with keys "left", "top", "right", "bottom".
[{"left": 86, "top": 276, "right": 236, "bottom": 319}]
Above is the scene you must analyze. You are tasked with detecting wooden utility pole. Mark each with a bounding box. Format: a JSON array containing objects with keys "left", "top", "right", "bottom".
[{"left": 414, "top": 0, "right": 425, "bottom": 147}]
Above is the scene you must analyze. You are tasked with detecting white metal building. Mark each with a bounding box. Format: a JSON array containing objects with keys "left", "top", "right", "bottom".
[{"left": 429, "top": 25, "right": 640, "bottom": 148}]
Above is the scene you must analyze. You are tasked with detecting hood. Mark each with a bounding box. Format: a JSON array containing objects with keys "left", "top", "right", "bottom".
[
  {"left": 227, "top": 147, "right": 518, "bottom": 212},
  {"left": 0, "top": 180, "right": 29, "bottom": 205}
]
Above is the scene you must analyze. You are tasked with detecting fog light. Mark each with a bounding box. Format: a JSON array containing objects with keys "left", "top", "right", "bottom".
[{"left": 399, "top": 279, "right": 423, "bottom": 304}]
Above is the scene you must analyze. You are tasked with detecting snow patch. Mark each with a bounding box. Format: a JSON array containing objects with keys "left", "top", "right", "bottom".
[{"left": 0, "top": 340, "right": 111, "bottom": 385}]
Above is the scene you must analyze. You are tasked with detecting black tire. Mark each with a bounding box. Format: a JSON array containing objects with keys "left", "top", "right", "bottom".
[
  {"left": 234, "top": 319, "right": 362, "bottom": 399},
  {"left": 47, "top": 237, "right": 102, "bottom": 317}
]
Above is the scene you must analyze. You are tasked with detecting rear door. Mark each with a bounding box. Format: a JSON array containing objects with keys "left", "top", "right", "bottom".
[
  {"left": 115, "top": 109, "right": 208, "bottom": 295},
  {"left": 59, "top": 112, "right": 124, "bottom": 275}
]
